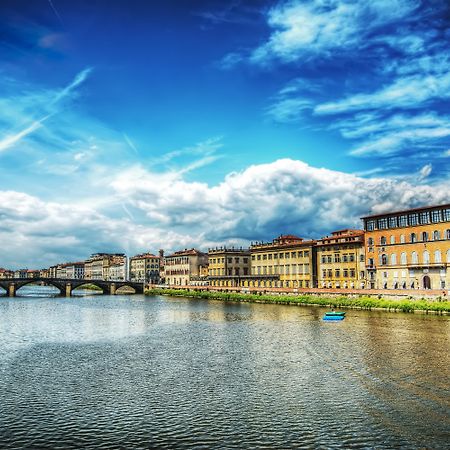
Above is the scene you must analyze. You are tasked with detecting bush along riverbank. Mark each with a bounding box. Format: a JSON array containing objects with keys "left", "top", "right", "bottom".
[{"left": 145, "top": 288, "right": 450, "bottom": 314}]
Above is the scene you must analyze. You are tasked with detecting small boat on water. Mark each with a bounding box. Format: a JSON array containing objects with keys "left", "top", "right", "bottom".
[{"left": 323, "top": 311, "right": 346, "bottom": 321}]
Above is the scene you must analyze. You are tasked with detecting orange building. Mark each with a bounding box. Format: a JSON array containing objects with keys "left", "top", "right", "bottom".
[{"left": 362, "top": 204, "right": 450, "bottom": 290}]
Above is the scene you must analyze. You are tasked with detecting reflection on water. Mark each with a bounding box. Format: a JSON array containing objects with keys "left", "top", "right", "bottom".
[{"left": 0, "top": 286, "right": 449, "bottom": 449}]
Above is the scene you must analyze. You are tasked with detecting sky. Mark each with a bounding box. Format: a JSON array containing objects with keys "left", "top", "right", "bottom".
[{"left": 1, "top": 0, "right": 450, "bottom": 269}]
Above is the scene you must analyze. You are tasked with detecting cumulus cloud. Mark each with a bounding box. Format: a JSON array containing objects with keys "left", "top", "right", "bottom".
[{"left": 2, "top": 158, "right": 449, "bottom": 269}]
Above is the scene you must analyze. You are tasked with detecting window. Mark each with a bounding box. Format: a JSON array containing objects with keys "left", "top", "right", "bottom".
[
  {"left": 390, "top": 236, "right": 395, "bottom": 244},
  {"left": 400, "top": 234, "right": 405, "bottom": 244},
  {"left": 391, "top": 254, "right": 397, "bottom": 265},
  {"left": 400, "top": 252, "right": 407, "bottom": 265},
  {"left": 321, "top": 256, "right": 326, "bottom": 263},
  {"left": 378, "top": 218, "right": 388, "bottom": 229},
  {"left": 251, "top": 255, "right": 255, "bottom": 260},
  {"left": 398, "top": 215, "right": 407, "bottom": 227},
  {"left": 322, "top": 270, "right": 327, "bottom": 278},
  {"left": 433, "top": 230, "right": 440, "bottom": 241},
  {"left": 420, "top": 211, "right": 430, "bottom": 224},
  {"left": 335, "top": 269, "right": 340, "bottom": 278},
  {"left": 443, "top": 209, "right": 450, "bottom": 221},
  {"left": 262, "top": 255, "right": 267, "bottom": 260},
  {"left": 327, "top": 255, "right": 332, "bottom": 263},
  {"left": 408, "top": 213, "right": 419, "bottom": 226},
  {"left": 366, "top": 220, "right": 375, "bottom": 231},
  {"left": 350, "top": 269, "right": 355, "bottom": 278},
  {"left": 274, "top": 253, "right": 278, "bottom": 259},
  {"left": 285, "top": 253, "right": 290, "bottom": 259},
  {"left": 422, "top": 232, "right": 428, "bottom": 242},
  {"left": 410, "top": 233, "right": 417, "bottom": 243},
  {"left": 360, "top": 254, "right": 364, "bottom": 262},
  {"left": 327, "top": 269, "right": 332, "bottom": 277},
  {"left": 446, "top": 229, "right": 450, "bottom": 239},
  {"left": 368, "top": 237, "right": 374, "bottom": 245},
  {"left": 257, "top": 255, "right": 261, "bottom": 260},
  {"left": 431, "top": 210, "right": 441, "bottom": 223},
  {"left": 423, "top": 251, "right": 430, "bottom": 264},
  {"left": 349, "top": 254, "right": 355, "bottom": 262},
  {"left": 334, "top": 254, "right": 341, "bottom": 263},
  {"left": 268, "top": 254, "right": 272, "bottom": 260},
  {"left": 291, "top": 252, "right": 296, "bottom": 258},
  {"left": 388, "top": 216, "right": 398, "bottom": 228},
  {"left": 343, "top": 269, "right": 348, "bottom": 278},
  {"left": 447, "top": 249, "right": 450, "bottom": 263},
  {"left": 434, "top": 250, "right": 442, "bottom": 263},
  {"left": 381, "top": 254, "right": 388, "bottom": 265},
  {"left": 411, "top": 251, "right": 418, "bottom": 264},
  {"left": 380, "top": 236, "right": 387, "bottom": 245},
  {"left": 304, "top": 251, "right": 309, "bottom": 257}
]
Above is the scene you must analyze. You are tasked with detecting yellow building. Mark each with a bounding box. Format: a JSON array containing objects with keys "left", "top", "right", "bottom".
[
  {"left": 208, "top": 247, "right": 251, "bottom": 287},
  {"left": 249, "top": 235, "right": 315, "bottom": 288},
  {"left": 362, "top": 204, "right": 450, "bottom": 290},
  {"left": 316, "top": 229, "right": 365, "bottom": 289}
]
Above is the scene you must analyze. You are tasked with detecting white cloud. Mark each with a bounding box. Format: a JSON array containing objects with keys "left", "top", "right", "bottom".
[
  {"left": 251, "top": 0, "right": 419, "bottom": 63},
  {"left": 315, "top": 73, "right": 450, "bottom": 115},
  {"left": 2, "top": 158, "right": 449, "bottom": 269},
  {"left": 418, "top": 163, "right": 432, "bottom": 180}
]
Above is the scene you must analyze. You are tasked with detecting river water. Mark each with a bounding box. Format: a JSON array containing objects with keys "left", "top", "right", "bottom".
[{"left": 0, "top": 286, "right": 449, "bottom": 449}]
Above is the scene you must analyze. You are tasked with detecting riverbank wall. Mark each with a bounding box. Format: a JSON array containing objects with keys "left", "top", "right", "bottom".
[{"left": 145, "top": 286, "right": 450, "bottom": 314}]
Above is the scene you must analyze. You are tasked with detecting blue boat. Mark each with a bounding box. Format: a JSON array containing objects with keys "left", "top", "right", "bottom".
[{"left": 323, "top": 311, "right": 346, "bottom": 321}]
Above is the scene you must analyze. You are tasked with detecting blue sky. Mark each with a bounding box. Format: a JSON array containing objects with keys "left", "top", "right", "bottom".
[{"left": 1, "top": 0, "right": 450, "bottom": 268}]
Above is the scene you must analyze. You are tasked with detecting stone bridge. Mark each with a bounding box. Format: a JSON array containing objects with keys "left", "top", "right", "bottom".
[{"left": 0, "top": 278, "right": 144, "bottom": 297}]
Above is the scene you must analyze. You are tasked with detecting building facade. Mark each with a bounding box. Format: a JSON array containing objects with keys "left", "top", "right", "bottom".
[
  {"left": 362, "top": 204, "right": 450, "bottom": 290},
  {"left": 208, "top": 247, "right": 251, "bottom": 287},
  {"left": 163, "top": 249, "right": 208, "bottom": 286},
  {"left": 249, "top": 235, "right": 316, "bottom": 288},
  {"left": 316, "top": 229, "right": 365, "bottom": 289},
  {"left": 85, "top": 253, "right": 126, "bottom": 281},
  {"left": 129, "top": 253, "right": 160, "bottom": 283}
]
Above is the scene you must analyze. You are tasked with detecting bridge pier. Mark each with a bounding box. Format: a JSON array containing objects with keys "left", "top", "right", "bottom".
[
  {"left": 8, "top": 283, "right": 16, "bottom": 297},
  {"left": 109, "top": 283, "right": 116, "bottom": 295},
  {"left": 65, "top": 283, "right": 72, "bottom": 297}
]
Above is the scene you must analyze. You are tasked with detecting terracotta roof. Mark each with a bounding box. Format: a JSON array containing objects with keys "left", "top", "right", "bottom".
[{"left": 166, "top": 248, "right": 206, "bottom": 258}]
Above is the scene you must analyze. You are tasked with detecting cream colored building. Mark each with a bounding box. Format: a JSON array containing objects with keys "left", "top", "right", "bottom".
[
  {"left": 249, "top": 235, "right": 316, "bottom": 288},
  {"left": 316, "top": 229, "right": 365, "bottom": 289},
  {"left": 85, "top": 253, "right": 126, "bottom": 281},
  {"left": 362, "top": 204, "right": 450, "bottom": 290},
  {"left": 164, "top": 249, "right": 208, "bottom": 286},
  {"left": 208, "top": 247, "right": 251, "bottom": 287},
  {"left": 129, "top": 253, "right": 160, "bottom": 283}
]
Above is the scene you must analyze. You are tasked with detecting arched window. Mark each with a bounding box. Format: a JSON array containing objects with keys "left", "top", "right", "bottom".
[
  {"left": 411, "top": 251, "right": 418, "bottom": 264},
  {"left": 447, "top": 229, "right": 450, "bottom": 239},
  {"left": 423, "top": 251, "right": 430, "bottom": 264},
  {"left": 390, "top": 253, "right": 397, "bottom": 265},
  {"left": 433, "top": 230, "right": 440, "bottom": 240},
  {"left": 381, "top": 254, "right": 388, "bottom": 265},
  {"left": 390, "top": 236, "right": 395, "bottom": 244},
  {"left": 368, "top": 237, "right": 374, "bottom": 245},
  {"left": 400, "top": 235, "right": 405, "bottom": 243},
  {"left": 447, "top": 249, "right": 450, "bottom": 263},
  {"left": 410, "top": 233, "right": 417, "bottom": 243},
  {"left": 400, "top": 252, "right": 407, "bottom": 265},
  {"left": 422, "top": 231, "right": 428, "bottom": 242},
  {"left": 434, "top": 250, "right": 442, "bottom": 263},
  {"left": 380, "top": 236, "right": 387, "bottom": 245}
]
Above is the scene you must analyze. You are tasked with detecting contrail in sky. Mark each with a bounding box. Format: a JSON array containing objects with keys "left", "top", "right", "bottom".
[{"left": 48, "top": 0, "right": 64, "bottom": 25}]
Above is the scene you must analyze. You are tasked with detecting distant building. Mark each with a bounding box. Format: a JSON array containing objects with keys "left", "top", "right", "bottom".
[
  {"left": 85, "top": 253, "right": 126, "bottom": 280},
  {"left": 316, "top": 229, "right": 365, "bottom": 289},
  {"left": 362, "top": 204, "right": 450, "bottom": 290},
  {"left": 250, "top": 235, "right": 316, "bottom": 288},
  {"left": 129, "top": 253, "right": 160, "bottom": 283},
  {"left": 14, "top": 269, "right": 28, "bottom": 278},
  {"left": 64, "top": 262, "right": 85, "bottom": 279},
  {"left": 0, "top": 268, "right": 14, "bottom": 279},
  {"left": 164, "top": 249, "right": 208, "bottom": 286},
  {"left": 108, "top": 263, "right": 126, "bottom": 281},
  {"left": 208, "top": 247, "right": 250, "bottom": 287}
]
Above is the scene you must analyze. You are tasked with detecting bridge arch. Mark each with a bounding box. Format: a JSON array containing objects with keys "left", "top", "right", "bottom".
[{"left": 15, "top": 279, "right": 65, "bottom": 295}]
